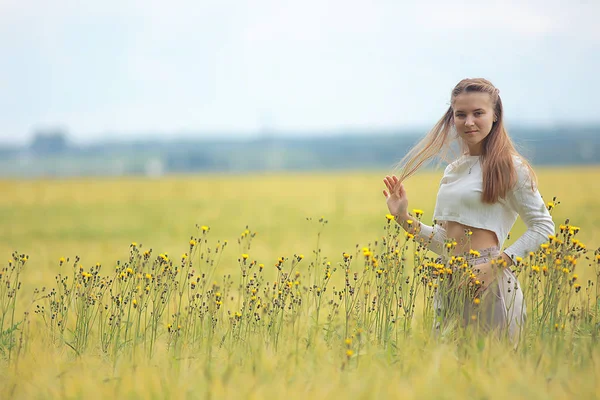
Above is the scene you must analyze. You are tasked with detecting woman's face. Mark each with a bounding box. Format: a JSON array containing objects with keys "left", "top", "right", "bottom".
[{"left": 452, "top": 92, "right": 496, "bottom": 155}]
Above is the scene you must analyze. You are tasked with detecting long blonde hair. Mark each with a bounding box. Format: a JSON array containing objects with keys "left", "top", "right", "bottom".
[{"left": 395, "top": 78, "right": 536, "bottom": 203}]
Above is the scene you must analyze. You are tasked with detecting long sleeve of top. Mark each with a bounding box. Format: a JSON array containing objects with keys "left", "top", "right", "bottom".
[
  {"left": 416, "top": 155, "right": 555, "bottom": 260},
  {"left": 502, "top": 160, "right": 555, "bottom": 260},
  {"left": 415, "top": 221, "right": 447, "bottom": 256}
]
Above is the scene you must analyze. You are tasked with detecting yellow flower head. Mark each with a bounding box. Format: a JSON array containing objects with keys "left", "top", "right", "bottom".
[
  {"left": 385, "top": 214, "right": 395, "bottom": 221},
  {"left": 412, "top": 209, "right": 424, "bottom": 217}
]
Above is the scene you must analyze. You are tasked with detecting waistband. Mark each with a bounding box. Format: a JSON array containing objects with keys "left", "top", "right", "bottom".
[{"left": 440, "top": 246, "right": 501, "bottom": 266}]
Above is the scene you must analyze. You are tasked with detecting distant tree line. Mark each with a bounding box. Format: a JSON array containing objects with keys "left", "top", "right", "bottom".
[{"left": 0, "top": 125, "right": 597, "bottom": 177}]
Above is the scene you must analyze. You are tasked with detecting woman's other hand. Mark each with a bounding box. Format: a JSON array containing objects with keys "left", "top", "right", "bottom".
[{"left": 470, "top": 262, "right": 501, "bottom": 297}]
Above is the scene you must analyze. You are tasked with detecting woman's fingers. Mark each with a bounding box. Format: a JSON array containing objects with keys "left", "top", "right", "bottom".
[
  {"left": 384, "top": 175, "right": 404, "bottom": 197},
  {"left": 384, "top": 176, "right": 395, "bottom": 192},
  {"left": 384, "top": 177, "right": 392, "bottom": 191},
  {"left": 382, "top": 189, "right": 388, "bottom": 198}
]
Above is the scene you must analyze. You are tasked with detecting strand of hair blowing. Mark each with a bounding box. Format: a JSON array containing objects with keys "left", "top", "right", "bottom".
[{"left": 394, "top": 107, "right": 457, "bottom": 183}]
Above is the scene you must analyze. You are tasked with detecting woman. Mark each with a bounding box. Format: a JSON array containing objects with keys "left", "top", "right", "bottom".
[{"left": 382, "top": 78, "right": 555, "bottom": 341}]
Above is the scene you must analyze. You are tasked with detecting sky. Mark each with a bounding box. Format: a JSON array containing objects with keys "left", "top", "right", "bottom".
[{"left": 0, "top": 0, "right": 599, "bottom": 144}]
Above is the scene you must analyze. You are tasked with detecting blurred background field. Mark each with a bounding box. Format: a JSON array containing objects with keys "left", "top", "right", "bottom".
[{"left": 2, "top": 166, "right": 599, "bottom": 287}]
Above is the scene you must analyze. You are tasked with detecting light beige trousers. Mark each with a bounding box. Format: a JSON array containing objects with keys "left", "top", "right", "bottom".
[{"left": 433, "top": 246, "right": 527, "bottom": 343}]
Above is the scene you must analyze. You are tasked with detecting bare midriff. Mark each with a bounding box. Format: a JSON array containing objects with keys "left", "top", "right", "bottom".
[{"left": 442, "top": 220, "right": 499, "bottom": 255}]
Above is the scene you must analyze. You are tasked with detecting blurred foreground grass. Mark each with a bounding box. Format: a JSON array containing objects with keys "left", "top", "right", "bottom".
[{"left": 0, "top": 166, "right": 599, "bottom": 399}]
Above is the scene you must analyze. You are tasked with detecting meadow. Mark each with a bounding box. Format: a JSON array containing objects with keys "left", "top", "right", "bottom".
[{"left": 0, "top": 166, "right": 599, "bottom": 399}]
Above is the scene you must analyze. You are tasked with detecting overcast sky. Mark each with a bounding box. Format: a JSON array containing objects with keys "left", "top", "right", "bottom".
[{"left": 1, "top": 0, "right": 599, "bottom": 144}]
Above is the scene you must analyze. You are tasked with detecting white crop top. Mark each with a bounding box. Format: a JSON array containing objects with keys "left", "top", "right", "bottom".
[{"left": 417, "top": 154, "right": 555, "bottom": 261}]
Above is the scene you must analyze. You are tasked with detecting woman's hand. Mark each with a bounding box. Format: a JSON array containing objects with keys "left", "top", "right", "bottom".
[
  {"left": 382, "top": 175, "right": 409, "bottom": 218},
  {"left": 469, "top": 262, "right": 500, "bottom": 297}
]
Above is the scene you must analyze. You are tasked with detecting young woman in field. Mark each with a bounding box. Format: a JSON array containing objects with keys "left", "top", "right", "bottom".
[{"left": 382, "top": 78, "right": 555, "bottom": 341}]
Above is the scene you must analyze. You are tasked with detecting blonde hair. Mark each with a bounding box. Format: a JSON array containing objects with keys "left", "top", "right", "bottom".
[{"left": 395, "top": 78, "right": 536, "bottom": 203}]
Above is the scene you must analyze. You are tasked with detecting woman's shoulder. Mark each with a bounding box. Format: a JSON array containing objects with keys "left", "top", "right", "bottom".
[{"left": 510, "top": 154, "right": 536, "bottom": 190}]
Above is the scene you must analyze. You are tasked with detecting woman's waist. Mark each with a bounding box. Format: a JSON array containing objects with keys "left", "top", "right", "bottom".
[{"left": 439, "top": 245, "right": 502, "bottom": 266}]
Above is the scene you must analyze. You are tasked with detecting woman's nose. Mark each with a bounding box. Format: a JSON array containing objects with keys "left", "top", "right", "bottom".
[{"left": 465, "top": 116, "right": 475, "bottom": 126}]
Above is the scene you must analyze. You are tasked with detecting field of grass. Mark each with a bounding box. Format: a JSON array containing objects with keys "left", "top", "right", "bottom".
[{"left": 0, "top": 166, "right": 599, "bottom": 399}]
